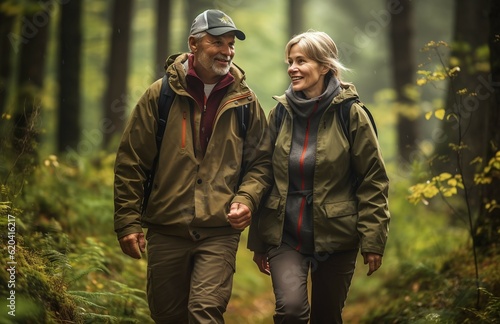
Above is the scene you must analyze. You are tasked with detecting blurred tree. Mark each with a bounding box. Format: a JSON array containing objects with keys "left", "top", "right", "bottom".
[
  {"left": 0, "top": 7, "right": 17, "bottom": 116},
  {"left": 186, "top": 0, "right": 214, "bottom": 18},
  {"left": 439, "top": 0, "right": 490, "bottom": 222},
  {"left": 288, "top": 0, "right": 304, "bottom": 39},
  {"left": 388, "top": 0, "right": 418, "bottom": 162},
  {"left": 103, "top": 0, "right": 133, "bottom": 147},
  {"left": 476, "top": 1, "right": 500, "bottom": 249},
  {"left": 12, "top": 1, "right": 50, "bottom": 155},
  {"left": 57, "top": 0, "right": 82, "bottom": 152},
  {"left": 185, "top": 0, "right": 213, "bottom": 40},
  {"left": 155, "top": 0, "right": 172, "bottom": 78}
]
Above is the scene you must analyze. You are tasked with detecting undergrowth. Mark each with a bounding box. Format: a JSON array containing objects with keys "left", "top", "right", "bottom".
[
  {"left": 362, "top": 247, "right": 500, "bottom": 323},
  {"left": 0, "top": 111, "right": 152, "bottom": 323}
]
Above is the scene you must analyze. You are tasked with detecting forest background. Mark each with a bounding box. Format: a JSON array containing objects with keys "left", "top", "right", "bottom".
[{"left": 1, "top": 0, "right": 499, "bottom": 323}]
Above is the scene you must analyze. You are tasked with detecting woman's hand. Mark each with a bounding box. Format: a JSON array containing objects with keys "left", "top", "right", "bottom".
[
  {"left": 253, "top": 252, "right": 270, "bottom": 275},
  {"left": 362, "top": 252, "right": 382, "bottom": 276}
]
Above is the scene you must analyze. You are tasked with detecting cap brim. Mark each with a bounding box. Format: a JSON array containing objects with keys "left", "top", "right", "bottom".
[{"left": 207, "top": 27, "right": 246, "bottom": 40}]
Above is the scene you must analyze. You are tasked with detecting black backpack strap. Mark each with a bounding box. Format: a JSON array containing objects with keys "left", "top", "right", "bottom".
[
  {"left": 338, "top": 97, "right": 378, "bottom": 145},
  {"left": 236, "top": 104, "right": 250, "bottom": 138},
  {"left": 236, "top": 103, "right": 250, "bottom": 186},
  {"left": 142, "top": 73, "right": 175, "bottom": 214},
  {"left": 274, "top": 102, "right": 286, "bottom": 136},
  {"left": 156, "top": 73, "right": 175, "bottom": 148},
  {"left": 338, "top": 98, "right": 354, "bottom": 142},
  {"left": 362, "top": 103, "right": 378, "bottom": 137}
]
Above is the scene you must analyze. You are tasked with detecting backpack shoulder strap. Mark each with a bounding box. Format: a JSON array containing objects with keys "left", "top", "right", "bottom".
[
  {"left": 236, "top": 104, "right": 250, "bottom": 139},
  {"left": 156, "top": 73, "right": 175, "bottom": 148},
  {"left": 338, "top": 97, "right": 378, "bottom": 143},
  {"left": 358, "top": 101, "right": 378, "bottom": 137},
  {"left": 142, "top": 73, "right": 175, "bottom": 214},
  {"left": 236, "top": 103, "right": 250, "bottom": 186},
  {"left": 274, "top": 102, "right": 286, "bottom": 135}
]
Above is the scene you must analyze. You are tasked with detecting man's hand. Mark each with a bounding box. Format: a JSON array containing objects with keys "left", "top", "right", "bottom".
[
  {"left": 227, "top": 203, "right": 251, "bottom": 230},
  {"left": 363, "top": 252, "right": 383, "bottom": 276},
  {"left": 119, "top": 232, "right": 145, "bottom": 259},
  {"left": 253, "top": 252, "right": 270, "bottom": 275}
]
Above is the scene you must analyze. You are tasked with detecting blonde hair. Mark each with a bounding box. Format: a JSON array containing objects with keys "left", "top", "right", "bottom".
[{"left": 285, "top": 30, "right": 349, "bottom": 81}]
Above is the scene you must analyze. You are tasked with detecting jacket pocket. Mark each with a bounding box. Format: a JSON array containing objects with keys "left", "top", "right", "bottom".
[
  {"left": 324, "top": 200, "right": 358, "bottom": 218},
  {"left": 257, "top": 194, "right": 283, "bottom": 246},
  {"left": 263, "top": 195, "right": 281, "bottom": 210},
  {"left": 315, "top": 200, "right": 359, "bottom": 250}
]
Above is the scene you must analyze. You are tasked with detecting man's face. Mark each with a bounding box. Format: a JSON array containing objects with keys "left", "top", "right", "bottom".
[{"left": 191, "top": 32, "right": 236, "bottom": 84}]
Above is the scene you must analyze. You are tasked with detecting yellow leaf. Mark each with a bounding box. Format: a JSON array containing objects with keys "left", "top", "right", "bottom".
[
  {"left": 425, "top": 111, "right": 433, "bottom": 120},
  {"left": 424, "top": 186, "right": 440, "bottom": 198},
  {"left": 434, "top": 109, "right": 446, "bottom": 120},
  {"left": 448, "top": 179, "right": 457, "bottom": 186},
  {"left": 417, "top": 78, "right": 427, "bottom": 86},
  {"left": 438, "top": 173, "right": 453, "bottom": 181}
]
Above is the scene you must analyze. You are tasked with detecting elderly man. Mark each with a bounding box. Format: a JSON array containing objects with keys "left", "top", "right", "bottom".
[{"left": 114, "top": 9, "right": 272, "bottom": 323}]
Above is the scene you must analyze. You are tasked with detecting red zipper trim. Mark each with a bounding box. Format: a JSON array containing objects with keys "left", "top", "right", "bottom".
[
  {"left": 181, "top": 110, "right": 187, "bottom": 148},
  {"left": 295, "top": 101, "right": 319, "bottom": 251}
]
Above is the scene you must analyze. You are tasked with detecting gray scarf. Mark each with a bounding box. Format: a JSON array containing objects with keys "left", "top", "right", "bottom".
[{"left": 285, "top": 73, "right": 341, "bottom": 118}]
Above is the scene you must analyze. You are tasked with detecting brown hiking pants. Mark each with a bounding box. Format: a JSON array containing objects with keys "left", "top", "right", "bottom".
[{"left": 146, "top": 231, "right": 240, "bottom": 323}]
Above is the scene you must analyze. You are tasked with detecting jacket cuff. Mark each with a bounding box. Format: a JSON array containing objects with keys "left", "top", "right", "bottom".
[
  {"left": 231, "top": 195, "right": 255, "bottom": 214},
  {"left": 116, "top": 224, "right": 143, "bottom": 240}
]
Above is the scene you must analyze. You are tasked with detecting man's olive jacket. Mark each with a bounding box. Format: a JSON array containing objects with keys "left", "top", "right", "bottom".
[{"left": 114, "top": 53, "right": 273, "bottom": 241}]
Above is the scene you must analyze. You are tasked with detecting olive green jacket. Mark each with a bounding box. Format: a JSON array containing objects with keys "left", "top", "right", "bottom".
[
  {"left": 114, "top": 53, "right": 273, "bottom": 241},
  {"left": 248, "top": 84, "right": 390, "bottom": 255}
]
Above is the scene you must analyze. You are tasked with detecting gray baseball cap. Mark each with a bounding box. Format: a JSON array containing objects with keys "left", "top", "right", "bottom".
[{"left": 190, "top": 9, "right": 246, "bottom": 40}]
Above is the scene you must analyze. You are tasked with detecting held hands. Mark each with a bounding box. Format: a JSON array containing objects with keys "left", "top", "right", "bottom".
[
  {"left": 253, "top": 252, "right": 270, "bottom": 275},
  {"left": 119, "top": 232, "right": 146, "bottom": 259},
  {"left": 363, "top": 252, "right": 383, "bottom": 276},
  {"left": 227, "top": 202, "right": 252, "bottom": 230}
]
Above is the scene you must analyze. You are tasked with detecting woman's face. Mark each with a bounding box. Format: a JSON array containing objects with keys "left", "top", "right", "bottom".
[{"left": 287, "top": 44, "right": 328, "bottom": 99}]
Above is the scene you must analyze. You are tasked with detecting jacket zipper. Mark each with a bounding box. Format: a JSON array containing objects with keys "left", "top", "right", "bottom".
[
  {"left": 182, "top": 110, "right": 187, "bottom": 148},
  {"left": 295, "top": 101, "right": 319, "bottom": 251}
]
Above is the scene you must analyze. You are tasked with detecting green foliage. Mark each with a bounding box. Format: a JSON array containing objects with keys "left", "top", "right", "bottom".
[
  {"left": 408, "top": 172, "right": 464, "bottom": 205},
  {"left": 365, "top": 39, "right": 500, "bottom": 324},
  {"left": 364, "top": 249, "right": 500, "bottom": 323},
  {"left": 1, "top": 111, "right": 152, "bottom": 322},
  {"left": 408, "top": 40, "right": 499, "bottom": 216}
]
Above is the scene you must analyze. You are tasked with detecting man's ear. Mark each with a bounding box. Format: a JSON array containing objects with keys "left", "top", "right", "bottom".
[{"left": 188, "top": 36, "right": 198, "bottom": 53}]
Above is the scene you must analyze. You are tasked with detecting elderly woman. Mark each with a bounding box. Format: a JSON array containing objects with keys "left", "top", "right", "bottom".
[{"left": 248, "top": 30, "right": 390, "bottom": 323}]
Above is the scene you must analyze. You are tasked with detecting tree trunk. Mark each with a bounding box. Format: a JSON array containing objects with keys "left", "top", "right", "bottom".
[
  {"left": 288, "top": 0, "right": 304, "bottom": 39},
  {"left": 185, "top": 1, "right": 214, "bottom": 41},
  {"left": 103, "top": 0, "right": 133, "bottom": 148},
  {"left": 0, "top": 10, "right": 16, "bottom": 116},
  {"left": 475, "top": 0, "right": 500, "bottom": 249},
  {"left": 439, "top": 0, "right": 490, "bottom": 219},
  {"left": 13, "top": 2, "right": 50, "bottom": 156},
  {"left": 57, "top": 0, "right": 82, "bottom": 153},
  {"left": 155, "top": 0, "right": 171, "bottom": 79},
  {"left": 388, "top": 0, "right": 418, "bottom": 162}
]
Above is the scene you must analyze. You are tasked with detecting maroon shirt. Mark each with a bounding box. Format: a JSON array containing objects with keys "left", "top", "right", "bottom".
[{"left": 185, "top": 54, "right": 234, "bottom": 155}]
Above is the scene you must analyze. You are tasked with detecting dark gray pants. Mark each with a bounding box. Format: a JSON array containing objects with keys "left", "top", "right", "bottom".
[{"left": 268, "top": 244, "right": 358, "bottom": 324}]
